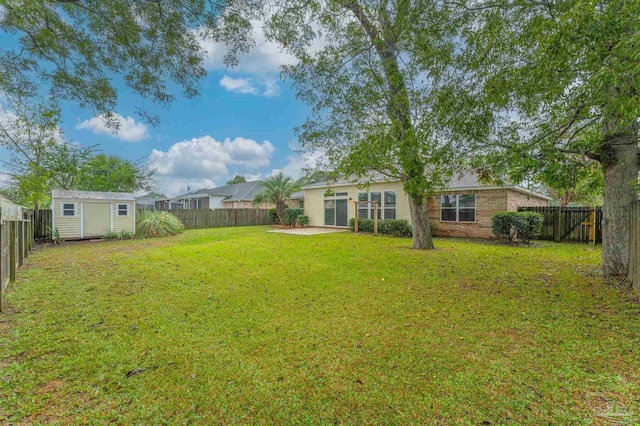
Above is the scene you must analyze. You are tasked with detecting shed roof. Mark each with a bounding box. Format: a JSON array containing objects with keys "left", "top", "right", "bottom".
[{"left": 52, "top": 189, "right": 136, "bottom": 201}]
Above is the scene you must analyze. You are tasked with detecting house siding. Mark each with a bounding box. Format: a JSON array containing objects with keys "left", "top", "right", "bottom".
[
  {"left": 110, "top": 201, "right": 136, "bottom": 234},
  {"left": 304, "top": 182, "right": 549, "bottom": 238},
  {"left": 52, "top": 199, "right": 82, "bottom": 239},
  {"left": 52, "top": 198, "right": 135, "bottom": 239},
  {"left": 303, "top": 181, "right": 410, "bottom": 227}
]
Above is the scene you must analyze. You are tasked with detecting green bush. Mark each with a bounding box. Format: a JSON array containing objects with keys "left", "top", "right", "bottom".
[
  {"left": 136, "top": 210, "right": 185, "bottom": 238},
  {"left": 104, "top": 230, "right": 134, "bottom": 240},
  {"left": 517, "top": 211, "right": 544, "bottom": 243},
  {"left": 103, "top": 231, "right": 119, "bottom": 240},
  {"left": 297, "top": 215, "right": 309, "bottom": 227},
  {"left": 267, "top": 208, "right": 278, "bottom": 224},
  {"left": 491, "top": 212, "right": 543, "bottom": 244},
  {"left": 348, "top": 218, "right": 413, "bottom": 238},
  {"left": 284, "top": 208, "right": 303, "bottom": 226},
  {"left": 118, "top": 230, "right": 133, "bottom": 240}
]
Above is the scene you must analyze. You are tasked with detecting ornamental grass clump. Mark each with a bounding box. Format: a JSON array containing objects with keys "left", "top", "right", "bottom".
[{"left": 136, "top": 210, "right": 185, "bottom": 238}]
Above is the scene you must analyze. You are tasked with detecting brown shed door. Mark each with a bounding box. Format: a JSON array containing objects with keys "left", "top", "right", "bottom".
[{"left": 83, "top": 203, "right": 111, "bottom": 237}]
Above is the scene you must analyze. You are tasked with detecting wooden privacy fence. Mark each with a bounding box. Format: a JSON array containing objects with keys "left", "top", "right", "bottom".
[
  {"left": 629, "top": 201, "right": 640, "bottom": 292},
  {"left": 518, "top": 206, "right": 602, "bottom": 244},
  {"left": 150, "top": 209, "right": 270, "bottom": 230},
  {"left": 33, "top": 209, "right": 52, "bottom": 239},
  {"left": 0, "top": 210, "right": 35, "bottom": 313}
]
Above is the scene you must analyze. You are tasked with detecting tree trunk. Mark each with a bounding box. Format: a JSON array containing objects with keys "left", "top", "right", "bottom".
[
  {"left": 408, "top": 194, "right": 435, "bottom": 249},
  {"left": 600, "top": 129, "right": 640, "bottom": 278}
]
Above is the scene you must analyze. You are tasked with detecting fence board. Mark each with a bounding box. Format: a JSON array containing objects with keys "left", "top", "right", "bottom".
[
  {"left": 519, "top": 206, "right": 603, "bottom": 244},
  {"left": 145, "top": 208, "right": 270, "bottom": 230},
  {"left": 33, "top": 209, "right": 52, "bottom": 239},
  {"left": 630, "top": 201, "right": 640, "bottom": 292}
]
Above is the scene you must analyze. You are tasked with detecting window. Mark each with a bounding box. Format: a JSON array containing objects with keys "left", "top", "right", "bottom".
[
  {"left": 324, "top": 200, "right": 335, "bottom": 226},
  {"left": 357, "top": 191, "right": 396, "bottom": 220},
  {"left": 358, "top": 193, "right": 368, "bottom": 219},
  {"left": 384, "top": 191, "right": 397, "bottom": 220},
  {"left": 440, "top": 194, "right": 475, "bottom": 222},
  {"left": 62, "top": 203, "right": 75, "bottom": 217},
  {"left": 370, "top": 192, "right": 382, "bottom": 219},
  {"left": 298, "top": 200, "right": 304, "bottom": 209},
  {"left": 117, "top": 204, "right": 129, "bottom": 216},
  {"left": 334, "top": 192, "right": 348, "bottom": 196}
]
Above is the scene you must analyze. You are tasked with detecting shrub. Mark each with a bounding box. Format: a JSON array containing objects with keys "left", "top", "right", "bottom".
[
  {"left": 103, "top": 231, "right": 120, "bottom": 240},
  {"left": 297, "top": 215, "right": 309, "bottom": 227},
  {"left": 103, "top": 230, "right": 134, "bottom": 240},
  {"left": 267, "top": 208, "right": 278, "bottom": 224},
  {"left": 283, "top": 208, "right": 303, "bottom": 226},
  {"left": 136, "top": 210, "right": 185, "bottom": 238},
  {"left": 517, "top": 211, "right": 544, "bottom": 243},
  {"left": 348, "top": 218, "right": 412, "bottom": 238},
  {"left": 491, "top": 212, "right": 543, "bottom": 243},
  {"left": 118, "top": 230, "right": 133, "bottom": 240}
]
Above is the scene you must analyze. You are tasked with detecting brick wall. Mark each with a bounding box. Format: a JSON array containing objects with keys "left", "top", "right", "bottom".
[{"left": 428, "top": 189, "right": 549, "bottom": 239}]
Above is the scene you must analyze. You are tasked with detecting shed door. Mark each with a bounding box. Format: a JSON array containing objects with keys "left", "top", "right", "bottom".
[{"left": 83, "top": 203, "right": 111, "bottom": 237}]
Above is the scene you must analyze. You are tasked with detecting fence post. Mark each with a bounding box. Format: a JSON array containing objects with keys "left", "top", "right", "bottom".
[
  {"left": 9, "top": 222, "right": 16, "bottom": 282},
  {"left": 0, "top": 222, "right": 3, "bottom": 313},
  {"left": 553, "top": 207, "right": 561, "bottom": 242},
  {"left": 18, "top": 221, "right": 24, "bottom": 267}
]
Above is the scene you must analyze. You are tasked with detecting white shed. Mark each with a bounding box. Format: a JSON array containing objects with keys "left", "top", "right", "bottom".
[{"left": 51, "top": 190, "right": 136, "bottom": 239}]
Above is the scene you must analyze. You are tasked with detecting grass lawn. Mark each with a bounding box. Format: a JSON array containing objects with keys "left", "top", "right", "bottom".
[{"left": 1, "top": 227, "right": 639, "bottom": 424}]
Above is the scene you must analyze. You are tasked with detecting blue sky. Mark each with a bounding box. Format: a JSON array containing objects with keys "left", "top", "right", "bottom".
[{"left": 1, "top": 22, "right": 321, "bottom": 197}]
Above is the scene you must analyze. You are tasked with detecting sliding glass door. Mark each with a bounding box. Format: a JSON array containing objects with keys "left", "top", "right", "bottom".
[{"left": 324, "top": 199, "right": 348, "bottom": 226}]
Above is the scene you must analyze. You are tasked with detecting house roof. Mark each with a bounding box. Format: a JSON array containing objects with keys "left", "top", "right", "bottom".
[
  {"left": 301, "top": 172, "right": 552, "bottom": 200},
  {"left": 290, "top": 191, "right": 305, "bottom": 199},
  {"left": 52, "top": 189, "right": 136, "bottom": 201},
  {"left": 172, "top": 181, "right": 266, "bottom": 202}
]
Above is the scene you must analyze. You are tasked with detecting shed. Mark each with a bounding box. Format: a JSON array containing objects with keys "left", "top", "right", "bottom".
[{"left": 52, "top": 190, "right": 136, "bottom": 239}]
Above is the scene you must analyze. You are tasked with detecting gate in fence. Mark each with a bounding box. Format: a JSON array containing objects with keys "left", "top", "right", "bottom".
[{"left": 518, "top": 206, "right": 602, "bottom": 244}]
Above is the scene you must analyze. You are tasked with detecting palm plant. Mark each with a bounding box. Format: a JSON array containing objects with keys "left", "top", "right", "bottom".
[{"left": 253, "top": 173, "right": 297, "bottom": 224}]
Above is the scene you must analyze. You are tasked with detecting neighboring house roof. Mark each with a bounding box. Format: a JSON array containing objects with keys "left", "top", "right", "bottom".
[
  {"left": 290, "top": 191, "right": 305, "bottom": 199},
  {"left": 52, "top": 189, "right": 136, "bottom": 201},
  {"left": 171, "top": 181, "right": 266, "bottom": 202},
  {"left": 301, "top": 172, "right": 552, "bottom": 200}
]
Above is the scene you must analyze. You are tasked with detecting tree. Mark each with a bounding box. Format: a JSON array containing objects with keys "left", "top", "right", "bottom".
[
  {"left": 253, "top": 172, "right": 297, "bottom": 224},
  {"left": 0, "top": 98, "right": 61, "bottom": 211},
  {"left": 226, "top": 175, "right": 247, "bottom": 185},
  {"left": 76, "top": 154, "right": 155, "bottom": 193},
  {"left": 217, "top": 0, "right": 465, "bottom": 249},
  {"left": 454, "top": 0, "right": 640, "bottom": 277},
  {"left": 0, "top": 0, "right": 228, "bottom": 123}
]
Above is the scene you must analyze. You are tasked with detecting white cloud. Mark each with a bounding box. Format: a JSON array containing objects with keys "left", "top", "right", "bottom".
[
  {"left": 76, "top": 113, "right": 149, "bottom": 142},
  {"left": 149, "top": 135, "right": 275, "bottom": 196},
  {"left": 0, "top": 106, "right": 65, "bottom": 145},
  {"left": 197, "top": 22, "right": 296, "bottom": 75},
  {"left": 219, "top": 75, "right": 282, "bottom": 97},
  {"left": 219, "top": 76, "right": 258, "bottom": 94},
  {"left": 270, "top": 149, "right": 326, "bottom": 179}
]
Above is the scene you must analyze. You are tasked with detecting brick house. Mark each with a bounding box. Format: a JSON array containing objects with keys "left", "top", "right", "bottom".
[{"left": 299, "top": 173, "right": 550, "bottom": 238}]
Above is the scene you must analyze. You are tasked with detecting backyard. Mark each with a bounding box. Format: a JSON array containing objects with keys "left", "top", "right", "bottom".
[{"left": 1, "top": 227, "right": 639, "bottom": 424}]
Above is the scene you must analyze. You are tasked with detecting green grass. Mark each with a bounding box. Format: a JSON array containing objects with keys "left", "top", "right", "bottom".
[{"left": 1, "top": 227, "right": 639, "bottom": 424}]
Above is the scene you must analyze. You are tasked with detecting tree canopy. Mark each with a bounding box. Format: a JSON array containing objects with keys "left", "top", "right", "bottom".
[
  {"left": 226, "top": 175, "right": 247, "bottom": 185},
  {"left": 0, "top": 0, "right": 232, "bottom": 123},
  {"left": 218, "top": 0, "right": 476, "bottom": 248},
  {"left": 449, "top": 0, "right": 640, "bottom": 276}
]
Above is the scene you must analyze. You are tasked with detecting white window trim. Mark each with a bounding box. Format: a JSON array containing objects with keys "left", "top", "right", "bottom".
[
  {"left": 60, "top": 202, "right": 77, "bottom": 217},
  {"left": 117, "top": 203, "right": 129, "bottom": 217},
  {"left": 383, "top": 190, "right": 397, "bottom": 220},
  {"left": 440, "top": 194, "right": 476, "bottom": 223},
  {"left": 357, "top": 191, "right": 395, "bottom": 220}
]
